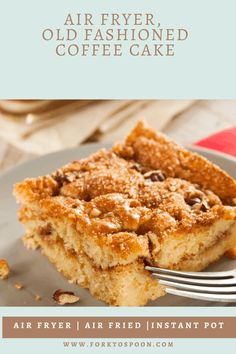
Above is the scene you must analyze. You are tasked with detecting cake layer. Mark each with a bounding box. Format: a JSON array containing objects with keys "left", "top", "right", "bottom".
[
  {"left": 18, "top": 203, "right": 150, "bottom": 269},
  {"left": 19, "top": 207, "right": 236, "bottom": 271},
  {"left": 23, "top": 231, "right": 164, "bottom": 306},
  {"left": 164, "top": 221, "right": 236, "bottom": 271},
  {"left": 21, "top": 220, "right": 236, "bottom": 306},
  {"left": 153, "top": 220, "right": 236, "bottom": 269}
]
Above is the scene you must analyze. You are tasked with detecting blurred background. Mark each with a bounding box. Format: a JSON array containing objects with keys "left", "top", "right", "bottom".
[{"left": 0, "top": 99, "right": 236, "bottom": 172}]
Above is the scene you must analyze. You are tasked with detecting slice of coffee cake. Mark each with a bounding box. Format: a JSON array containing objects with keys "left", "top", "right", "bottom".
[{"left": 14, "top": 121, "right": 236, "bottom": 306}]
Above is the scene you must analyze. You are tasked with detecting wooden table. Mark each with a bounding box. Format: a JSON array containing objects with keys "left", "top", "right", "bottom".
[{"left": 0, "top": 100, "right": 236, "bottom": 173}]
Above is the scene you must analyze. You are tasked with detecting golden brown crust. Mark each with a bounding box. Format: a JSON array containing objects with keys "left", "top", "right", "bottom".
[{"left": 114, "top": 121, "right": 236, "bottom": 205}]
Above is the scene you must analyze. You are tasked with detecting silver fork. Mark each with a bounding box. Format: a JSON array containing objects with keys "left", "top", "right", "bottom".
[{"left": 145, "top": 266, "right": 236, "bottom": 302}]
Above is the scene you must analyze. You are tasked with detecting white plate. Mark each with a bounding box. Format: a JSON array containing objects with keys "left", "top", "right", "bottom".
[{"left": 0, "top": 144, "right": 236, "bottom": 307}]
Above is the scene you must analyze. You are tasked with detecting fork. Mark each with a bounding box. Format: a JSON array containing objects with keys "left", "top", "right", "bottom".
[{"left": 145, "top": 266, "right": 236, "bottom": 302}]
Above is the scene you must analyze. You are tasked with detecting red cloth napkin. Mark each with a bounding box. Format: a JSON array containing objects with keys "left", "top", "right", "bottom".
[{"left": 193, "top": 126, "right": 236, "bottom": 158}]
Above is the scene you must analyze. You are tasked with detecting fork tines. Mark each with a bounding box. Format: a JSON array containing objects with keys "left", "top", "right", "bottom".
[{"left": 145, "top": 265, "right": 236, "bottom": 302}]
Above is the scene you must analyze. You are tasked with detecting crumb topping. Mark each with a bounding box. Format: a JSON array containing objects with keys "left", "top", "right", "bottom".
[
  {"left": 0, "top": 259, "right": 10, "bottom": 280},
  {"left": 14, "top": 121, "right": 236, "bottom": 263},
  {"left": 53, "top": 289, "right": 80, "bottom": 305},
  {"left": 14, "top": 282, "right": 24, "bottom": 290},
  {"left": 34, "top": 294, "right": 42, "bottom": 301},
  {"left": 44, "top": 148, "right": 225, "bottom": 235}
]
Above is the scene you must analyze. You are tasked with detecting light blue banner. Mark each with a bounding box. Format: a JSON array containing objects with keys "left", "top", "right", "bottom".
[
  {"left": 0, "top": 0, "right": 236, "bottom": 98},
  {"left": 1, "top": 307, "right": 236, "bottom": 353}
]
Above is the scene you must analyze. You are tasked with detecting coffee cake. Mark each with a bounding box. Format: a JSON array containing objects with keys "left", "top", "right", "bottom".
[{"left": 14, "top": 121, "right": 236, "bottom": 306}]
